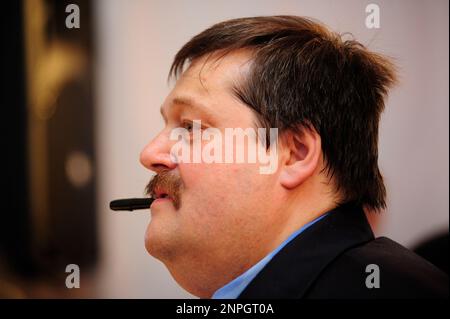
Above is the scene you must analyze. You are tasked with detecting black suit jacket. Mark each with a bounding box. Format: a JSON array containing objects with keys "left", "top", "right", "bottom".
[{"left": 238, "top": 201, "right": 448, "bottom": 298}]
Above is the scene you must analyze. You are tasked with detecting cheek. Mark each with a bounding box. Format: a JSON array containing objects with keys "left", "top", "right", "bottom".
[
  {"left": 176, "top": 161, "right": 278, "bottom": 251},
  {"left": 179, "top": 163, "right": 234, "bottom": 211},
  {"left": 179, "top": 162, "right": 268, "bottom": 221}
]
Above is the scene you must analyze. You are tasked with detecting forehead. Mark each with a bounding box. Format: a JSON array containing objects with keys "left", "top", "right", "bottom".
[{"left": 162, "top": 50, "right": 253, "bottom": 116}]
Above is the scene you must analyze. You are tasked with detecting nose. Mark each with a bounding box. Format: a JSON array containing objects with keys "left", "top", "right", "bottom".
[{"left": 140, "top": 130, "right": 177, "bottom": 174}]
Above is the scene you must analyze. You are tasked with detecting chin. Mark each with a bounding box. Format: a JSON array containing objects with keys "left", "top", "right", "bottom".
[
  {"left": 145, "top": 236, "right": 170, "bottom": 263},
  {"left": 144, "top": 221, "right": 181, "bottom": 264},
  {"left": 144, "top": 223, "right": 164, "bottom": 258}
]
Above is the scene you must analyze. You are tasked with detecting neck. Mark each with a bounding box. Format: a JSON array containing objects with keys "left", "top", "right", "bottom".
[{"left": 267, "top": 192, "right": 339, "bottom": 254}]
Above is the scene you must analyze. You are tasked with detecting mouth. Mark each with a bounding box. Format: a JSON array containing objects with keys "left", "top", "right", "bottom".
[
  {"left": 153, "top": 188, "right": 172, "bottom": 200},
  {"left": 145, "top": 171, "right": 182, "bottom": 210},
  {"left": 150, "top": 188, "right": 174, "bottom": 208}
]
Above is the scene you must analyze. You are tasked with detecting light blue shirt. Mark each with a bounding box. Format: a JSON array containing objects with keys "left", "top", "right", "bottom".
[{"left": 212, "top": 213, "right": 329, "bottom": 299}]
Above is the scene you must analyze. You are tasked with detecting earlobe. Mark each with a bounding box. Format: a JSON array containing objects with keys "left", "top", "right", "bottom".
[
  {"left": 280, "top": 161, "right": 306, "bottom": 189},
  {"left": 279, "top": 128, "right": 321, "bottom": 189}
]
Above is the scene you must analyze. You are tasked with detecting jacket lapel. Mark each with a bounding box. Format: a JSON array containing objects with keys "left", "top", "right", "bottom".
[{"left": 238, "top": 201, "right": 375, "bottom": 298}]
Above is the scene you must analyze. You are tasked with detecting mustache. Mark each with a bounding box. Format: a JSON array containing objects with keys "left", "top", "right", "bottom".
[{"left": 145, "top": 169, "right": 183, "bottom": 209}]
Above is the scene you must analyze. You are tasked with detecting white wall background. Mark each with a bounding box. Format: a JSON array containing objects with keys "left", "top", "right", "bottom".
[{"left": 93, "top": 0, "right": 449, "bottom": 298}]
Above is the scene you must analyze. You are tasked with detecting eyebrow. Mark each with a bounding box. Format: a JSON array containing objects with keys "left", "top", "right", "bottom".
[{"left": 160, "top": 96, "right": 214, "bottom": 120}]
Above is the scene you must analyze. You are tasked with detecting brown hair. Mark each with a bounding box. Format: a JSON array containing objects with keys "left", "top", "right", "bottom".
[{"left": 169, "top": 16, "right": 397, "bottom": 211}]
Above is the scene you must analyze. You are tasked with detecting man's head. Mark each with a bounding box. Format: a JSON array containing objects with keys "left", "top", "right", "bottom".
[{"left": 140, "top": 15, "right": 396, "bottom": 297}]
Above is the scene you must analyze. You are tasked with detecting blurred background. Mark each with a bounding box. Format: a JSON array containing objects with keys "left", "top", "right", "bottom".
[{"left": 1, "top": 0, "right": 448, "bottom": 298}]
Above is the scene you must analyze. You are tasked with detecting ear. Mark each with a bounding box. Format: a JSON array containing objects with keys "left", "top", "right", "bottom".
[{"left": 279, "top": 127, "right": 322, "bottom": 189}]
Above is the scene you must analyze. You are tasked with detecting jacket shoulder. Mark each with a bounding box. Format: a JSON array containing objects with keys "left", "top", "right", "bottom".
[{"left": 305, "top": 237, "right": 449, "bottom": 298}]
